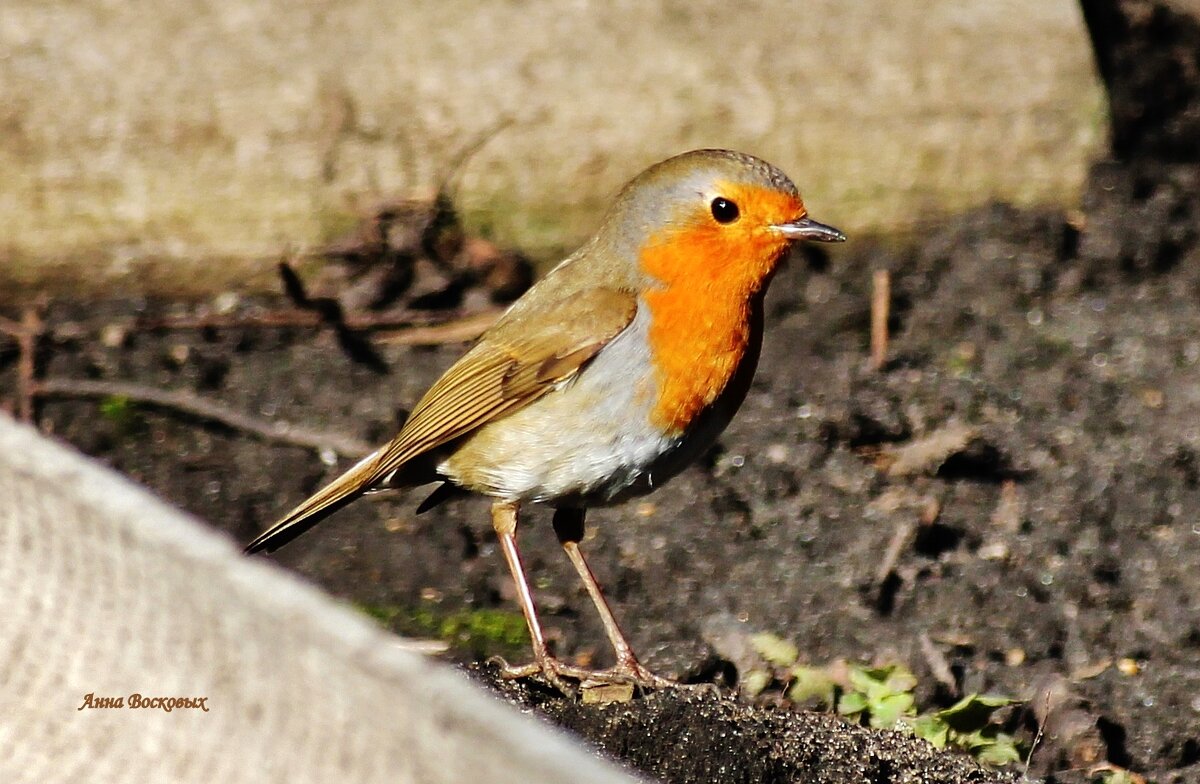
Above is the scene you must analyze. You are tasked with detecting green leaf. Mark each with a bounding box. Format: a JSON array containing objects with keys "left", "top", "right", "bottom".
[
  {"left": 869, "top": 692, "right": 916, "bottom": 728},
  {"left": 741, "top": 669, "right": 773, "bottom": 697},
  {"left": 970, "top": 733, "right": 1022, "bottom": 766},
  {"left": 937, "top": 693, "right": 1017, "bottom": 732},
  {"left": 951, "top": 726, "right": 1023, "bottom": 763},
  {"left": 751, "top": 632, "right": 799, "bottom": 667},
  {"left": 910, "top": 714, "right": 950, "bottom": 748},
  {"left": 848, "top": 665, "right": 882, "bottom": 694},
  {"left": 787, "top": 665, "right": 836, "bottom": 707},
  {"left": 837, "top": 691, "right": 869, "bottom": 718},
  {"left": 849, "top": 663, "right": 917, "bottom": 695},
  {"left": 882, "top": 664, "right": 918, "bottom": 693}
]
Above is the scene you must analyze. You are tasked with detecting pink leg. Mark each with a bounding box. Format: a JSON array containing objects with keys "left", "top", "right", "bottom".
[{"left": 552, "top": 508, "right": 674, "bottom": 688}]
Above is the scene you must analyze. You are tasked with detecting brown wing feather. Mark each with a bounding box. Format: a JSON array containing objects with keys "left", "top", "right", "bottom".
[{"left": 245, "top": 287, "right": 637, "bottom": 553}]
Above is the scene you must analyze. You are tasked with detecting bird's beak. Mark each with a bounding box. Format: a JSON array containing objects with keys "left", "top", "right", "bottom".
[{"left": 771, "top": 216, "right": 846, "bottom": 243}]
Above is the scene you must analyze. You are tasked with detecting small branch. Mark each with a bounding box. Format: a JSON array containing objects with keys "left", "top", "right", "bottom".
[
  {"left": 1023, "top": 688, "right": 1052, "bottom": 781},
  {"left": 990, "top": 478, "right": 1023, "bottom": 532},
  {"left": 17, "top": 305, "right": 44, "bottom": 423},
  {"left": 32, "top": 378, "right": 374, "bottom": 458},
  {"left": 874, "top": 518, "right": 916, "bottom": 587},
  {"left": 374, "top": 309, "right": 500, "bottom": 345},
  {"left": 131, "top": 307, "right": 468, "bottom": 333},
  {"left": 0, "top": 315, "right": 24, "bottom": 336},
  {"left": 870, "top": 269, "right": 890, "bottom": 371},
  {"left": 875, "top": 423, "right": 976, "bottom": 478},
  {"left": 436, "top": 114, "right": 515, "bottom": 200},
  {"left": 918, "top": 632, "right": 957, "bottom": 694}
]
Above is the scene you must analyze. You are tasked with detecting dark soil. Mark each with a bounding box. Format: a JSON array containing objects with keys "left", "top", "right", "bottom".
[
  {"left": 480, "top": 663, "right": 1017, "bottom": 783},
  {"left": 1080, "top": 0, "right": 1200, "bottom": 162},
  {"left": 6, "top": 150, "right": 1200, "bottom": 782}
]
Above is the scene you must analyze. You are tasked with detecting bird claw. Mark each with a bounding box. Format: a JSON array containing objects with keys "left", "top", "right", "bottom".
[
  {"left": 494, "top": 656, "right": 579, "bottom": 697},
  {"left": 491, "top": 654, "right": 676, "bottom": 696},
  {"left": 586, "top": 660, "right": 677, "bottom": 691}
]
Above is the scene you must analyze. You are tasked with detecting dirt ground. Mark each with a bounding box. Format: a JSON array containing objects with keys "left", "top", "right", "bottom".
[
  {"left": 5, "top": 144, "right": 1199, "bottom": 782},
  {"left": 5, "top": 3, "right": 1200, "bottom": 780}
]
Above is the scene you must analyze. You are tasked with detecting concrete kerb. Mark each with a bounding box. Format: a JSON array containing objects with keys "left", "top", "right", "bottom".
[{"left": 0, "top": 414, "right": 638, "bottom": 783}]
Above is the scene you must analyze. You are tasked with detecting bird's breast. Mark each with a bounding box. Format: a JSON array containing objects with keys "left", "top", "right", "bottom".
[
  {"left": 636, "top": 221, "right": 779, "bottom": 436},
  {"left": 642, "top": 284, "right": 754, "bottom": 437}
]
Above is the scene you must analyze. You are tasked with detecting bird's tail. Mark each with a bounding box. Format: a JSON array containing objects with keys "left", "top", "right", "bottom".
[{"left": 244, "top": 448, "right": 384, "bottom": 554}]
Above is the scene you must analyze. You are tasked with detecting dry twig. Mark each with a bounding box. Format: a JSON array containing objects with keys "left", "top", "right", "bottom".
[
  {"left": 876, "top": 423, "right": 977, "bottom": 477},
  {"left": 918, "top": 632, "right": 957, "bottom": 693},
  {"left": 375, "top": 309, "right": 500, "bottom": 345},
  {"left": 2, "top": 304, "right": 45, "bottom": 423},
  {"left": 131, "top": 307, "right": 482, "bottom": 334},
  {"left": 874, "top": 519, "right": 917, "bottom": 587},
  {"left": 990, "top": 479, "right": 1023, "bottom": 532},
  {"left": 32, "top": 378, "right": 374, "bottom": 458},
  {"left": 870, "top": 269, "right": 890, "bottom": 371}
]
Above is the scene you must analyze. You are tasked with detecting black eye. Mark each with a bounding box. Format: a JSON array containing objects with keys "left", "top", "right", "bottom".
[{"left": 711, "top": 197, "right": 739, "bottom": 224}]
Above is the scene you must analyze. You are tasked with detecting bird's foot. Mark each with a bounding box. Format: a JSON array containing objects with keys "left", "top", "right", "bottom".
[
  {"left": 494, "top": 654, "right": 676, "bottom": 696},
  {"left": 495, "top": 656, "right": 583, "bottom": 696},
  {"left": 587, "top": 658, "right": 677, "bottom": 690}
]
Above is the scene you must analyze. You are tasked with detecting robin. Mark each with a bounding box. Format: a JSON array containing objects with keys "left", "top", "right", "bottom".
[{"left": 246, "top": 149, "right": 845, "bottom": 691}]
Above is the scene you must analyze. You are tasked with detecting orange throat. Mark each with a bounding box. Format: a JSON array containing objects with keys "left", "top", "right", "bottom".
[{"left": 640, "top": 221, "right": 788, "bottom": 435}]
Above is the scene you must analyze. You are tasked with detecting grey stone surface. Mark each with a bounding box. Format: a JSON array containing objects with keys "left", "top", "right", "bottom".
[
  {"left": 1, "top": 1, "right": 1104, "bottom": 296},
  {"left": 0, "top": 415, "right": 637, "bottom": 784}
]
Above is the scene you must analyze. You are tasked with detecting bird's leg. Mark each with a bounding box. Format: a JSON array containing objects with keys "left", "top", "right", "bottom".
[
  {"left": 491, "top": 501, "right": 672, "bottom": 692},
  {"left": 490, "top": 500, "right": 575, "bottom": 694},
  {"left": 552, "top": 508, "right": 674, "bottom": 689}
]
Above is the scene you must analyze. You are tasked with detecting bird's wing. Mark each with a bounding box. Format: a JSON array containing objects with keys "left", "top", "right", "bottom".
[{"left": 245, "top": 287, "right": 638, "bottom": 553}]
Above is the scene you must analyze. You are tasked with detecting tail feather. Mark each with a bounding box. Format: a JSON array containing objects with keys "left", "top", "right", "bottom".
[{"left": 245, "top": 448, "right": 383, "bottom": 554}]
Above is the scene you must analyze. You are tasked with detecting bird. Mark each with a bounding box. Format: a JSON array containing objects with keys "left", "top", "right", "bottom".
[{"left": 246, "top": 149, "right": 845, "bottom": 691}]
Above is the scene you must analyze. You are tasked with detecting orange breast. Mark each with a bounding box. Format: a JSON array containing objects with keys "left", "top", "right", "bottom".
[
  {"left": 639, "top": 185, "right": 798, "bottom": 434},
  {"left": 642, "top": 273, "right": 750, "bottom": 434}
]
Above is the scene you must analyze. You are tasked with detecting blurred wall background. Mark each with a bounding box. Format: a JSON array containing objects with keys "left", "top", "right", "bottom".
[{"left": 0, "top": 0, "right": 1104, "bottom": 297}]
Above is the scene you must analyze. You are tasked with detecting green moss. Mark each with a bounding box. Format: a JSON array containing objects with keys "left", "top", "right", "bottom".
[
  {"left": 356, "top": 602, "right": 405, "bottom": 626},
  {"left": 437, "top": 608, "right": 529, "bottom": 657},
  {"left": 355, "top": 601, "right": 529, "bottom": 659},
  {"left": 98, "top": 394, "right": 142, "bottom": 435}
]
